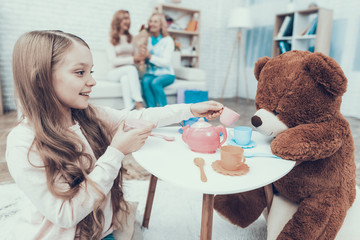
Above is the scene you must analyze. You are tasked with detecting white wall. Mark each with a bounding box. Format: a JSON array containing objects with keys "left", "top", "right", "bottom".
[
  {"left": 243, "top": 0, "right": 360, "bottom": 118},
  {"left": 0, "top": 0, "right": 246, "bottom": 111},
  {"left": 1, "top": 0, "right": 359, "bottom": 118}
]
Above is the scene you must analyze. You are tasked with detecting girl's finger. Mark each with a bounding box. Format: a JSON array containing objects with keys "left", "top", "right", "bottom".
[
  {"left": 137, "top": 125, "right": 155, "bottom": 135},
  {"left": 119, "top": 121, "right": 126, "bottom": 132}
]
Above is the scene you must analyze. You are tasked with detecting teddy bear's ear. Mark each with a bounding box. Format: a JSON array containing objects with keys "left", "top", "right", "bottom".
[
  {"left": 304, "top": 52, "right": 347, "bottom": 96},
  {"left": 254, "top": 56, "right": 270, "bottom": 81}
]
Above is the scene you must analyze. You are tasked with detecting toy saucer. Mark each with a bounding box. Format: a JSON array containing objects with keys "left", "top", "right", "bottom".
[
  {"left": 227, "top": 138, "right": 256, "bottom": 149},
  {"left": 211, "top": 160, "right": 249, "bottom": 176}
]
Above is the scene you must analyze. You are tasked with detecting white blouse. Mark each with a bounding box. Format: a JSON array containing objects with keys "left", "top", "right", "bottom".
[{"left": 6, "top": 104, "right": 193, "bottom": 239}]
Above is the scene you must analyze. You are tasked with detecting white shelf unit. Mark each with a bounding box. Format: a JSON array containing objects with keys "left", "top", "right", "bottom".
[
  {"left": 272, "top": 8, "right": 333, "bottom": 57},
  {"left": 154, "top": 4, "right": 201, "bottom": 68}
]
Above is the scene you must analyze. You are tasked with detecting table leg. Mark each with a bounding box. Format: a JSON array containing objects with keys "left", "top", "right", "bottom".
[
  {"left": 142, "top": 174, "right": 158, "bottom": 228},
  {"left": 200, "top": 194, "right": 214, "bottom": 240},
  {"left": 264, "top": 183, "right": 274, "bottom": 212}
]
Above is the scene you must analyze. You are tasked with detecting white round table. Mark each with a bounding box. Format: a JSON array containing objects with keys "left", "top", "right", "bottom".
[{"left": 132, "top": 126, "right": 295, "bottom": 240}]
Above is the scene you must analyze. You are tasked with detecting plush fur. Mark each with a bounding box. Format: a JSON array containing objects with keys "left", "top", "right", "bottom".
[
  {"left": 134, "top": 26, "right": 149, "bottom": 72},
  {"left": 214, "top": 50, "right": 356, "bottom": 239}
]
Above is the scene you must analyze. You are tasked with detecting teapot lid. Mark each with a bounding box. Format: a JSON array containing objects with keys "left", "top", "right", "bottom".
[{"left": 191, "top": 118, "right": 212, "bottom": 128}]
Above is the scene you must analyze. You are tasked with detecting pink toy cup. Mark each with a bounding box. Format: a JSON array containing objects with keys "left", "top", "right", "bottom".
[{"left": 220, "top": 107, "right": 240, "bottom": 126}]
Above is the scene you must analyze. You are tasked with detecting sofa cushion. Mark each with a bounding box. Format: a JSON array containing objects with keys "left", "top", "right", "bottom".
[
  {"left": 91, "top": 81, "right": 123, "bottom": 98},
  {"left": 164, "top": 79, "right": 207, "bottom": 95},
  {"left": 89, "top": 49, "right": 207, "bottom": 109},
  {"left": 91, "top": 79, "right": 207, "bottom": 99},
  {"left": 92, "top": 49, "right": 112, "bottom": 82},
  {"left": 174, "top": 67, "right": 206, "bottom": 81}
]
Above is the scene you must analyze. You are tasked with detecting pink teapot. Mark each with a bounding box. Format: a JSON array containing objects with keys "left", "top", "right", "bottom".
[{"left": 182, "top": 118, "right": 227, "bottom": 153}]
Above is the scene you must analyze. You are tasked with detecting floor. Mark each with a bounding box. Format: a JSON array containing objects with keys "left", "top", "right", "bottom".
[
  {"left": 1, "top": 97, "right": 359, "bottom": 186},
  {"left": 0, "top": 111, "right": 17, "bottom": 184}
]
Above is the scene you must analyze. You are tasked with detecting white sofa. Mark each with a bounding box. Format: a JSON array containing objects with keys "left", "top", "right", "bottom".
[{"left": 90, "top": 50, "right": 207, "bottom": 109}]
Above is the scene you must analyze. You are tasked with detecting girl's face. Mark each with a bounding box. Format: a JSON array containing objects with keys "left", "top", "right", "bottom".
[
  {"left": 52, "top": 41, "right": 95, "bottom": 114},
  {"left": 120, "top": 13, "right": 130, "bottom": 33},
  {"left": 148, "top": 15, "right": 161, "bottom": 35}
]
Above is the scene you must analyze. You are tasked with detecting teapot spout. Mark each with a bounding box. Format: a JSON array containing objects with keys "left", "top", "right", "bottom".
[{"left": 182, "top": 125, "right": 190, "bottom": 142}]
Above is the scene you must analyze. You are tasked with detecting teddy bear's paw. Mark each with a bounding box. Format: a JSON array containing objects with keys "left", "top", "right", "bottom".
[{"left": 271, "top": 136, "right": 311, "bottom": 161}]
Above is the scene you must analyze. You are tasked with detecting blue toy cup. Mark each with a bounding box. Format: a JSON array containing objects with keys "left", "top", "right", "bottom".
[{"left": 233, "top": 126, "right": 252, "bottom": 145}]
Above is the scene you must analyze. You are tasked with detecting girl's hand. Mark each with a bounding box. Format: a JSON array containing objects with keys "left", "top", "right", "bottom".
[
  {"left": 110, "top": 121, "right": 155, "bottom": 155},
  {"left": 190, "top": 101, "right": 224, "bottom": 120}
]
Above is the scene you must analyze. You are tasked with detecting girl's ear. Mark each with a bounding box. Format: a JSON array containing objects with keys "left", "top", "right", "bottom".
[
  {"left": 304, "top": 52, "right": 347, "bottom": 96},
  {"left": 254, "top": 56, "right": 270, "bottom": 81}
]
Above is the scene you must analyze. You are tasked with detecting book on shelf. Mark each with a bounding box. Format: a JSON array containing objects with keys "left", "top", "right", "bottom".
[
  {"left": 283, "top": 16, "right": 294, "bottom": 36},
  {"left": 277, "top": 15, "right": 294, "bottom": 38},
  {"left": 306, "top": 16, "right": 318, "bottom": 35},
  {"left": 279, "top": 41, "right": 291, "bottom": 54},
  {"left": 301, "top": 16, "right": 318, "bottom": 35}
]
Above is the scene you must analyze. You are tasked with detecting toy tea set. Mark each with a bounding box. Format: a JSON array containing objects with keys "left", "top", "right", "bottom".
[
  {"left": 124, "top": 106, "right": 264, "bottom": 181},
  {"left": 181, "top": 107, "right": 256, "bottom": 180}
]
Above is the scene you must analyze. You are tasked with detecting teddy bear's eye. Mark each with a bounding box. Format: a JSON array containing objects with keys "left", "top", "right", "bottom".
[{"left": 273, "top": 110, "right": 279, "bottom": 116}]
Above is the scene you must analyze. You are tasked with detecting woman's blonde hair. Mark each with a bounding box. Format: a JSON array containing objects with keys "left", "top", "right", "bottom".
[
  {"left": 12, "top": 30, "right": 127, "bottom": 240},
  {"left": 148, "top": 12, "right": 169, "bottom": 37},
  {"left": 110, "top": 10, "right": 132, "bottom": 46}
]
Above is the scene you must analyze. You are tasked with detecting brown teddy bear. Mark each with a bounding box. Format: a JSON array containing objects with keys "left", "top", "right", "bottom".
[
  {"left": 214, "top": 50, "right": 356, "bottom": 239},
  {"left": 134, "top": 24, "right": 149, "bottom": 72}
]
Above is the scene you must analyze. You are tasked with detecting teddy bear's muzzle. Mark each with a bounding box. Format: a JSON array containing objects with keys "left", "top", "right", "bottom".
[{"left": 251, "top": 109, "right": 289, "bottom": 137}]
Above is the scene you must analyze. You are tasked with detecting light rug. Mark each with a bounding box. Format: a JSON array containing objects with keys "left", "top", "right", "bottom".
[{"left": 0, "top": 180, "right": 267, "bottom": 239}]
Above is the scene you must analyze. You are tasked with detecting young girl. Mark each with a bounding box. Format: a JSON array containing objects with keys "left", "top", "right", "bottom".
[{"left": 6, "top": 30, "right": 223, "bottom": 240}]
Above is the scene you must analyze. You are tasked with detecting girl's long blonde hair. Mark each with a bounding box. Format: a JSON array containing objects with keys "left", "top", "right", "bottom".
[
  {"left": 110, "top": 10, "right": 132, "bottom": 46},
  {"left": 12, "top": 30, "right": 127, "bottom": 240}
]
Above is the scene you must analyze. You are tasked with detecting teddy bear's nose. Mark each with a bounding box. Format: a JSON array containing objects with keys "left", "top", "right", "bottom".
[{"left": 251, "top": 116, "right": 262, "bottom": 128}]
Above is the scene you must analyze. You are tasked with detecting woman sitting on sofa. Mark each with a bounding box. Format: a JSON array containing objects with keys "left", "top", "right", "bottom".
[
  {"left": 107, "top": 10, "right": 144, "bottom": 110},
  {"left": 139, "top": 13, "right": 175, "bottom": 107}
]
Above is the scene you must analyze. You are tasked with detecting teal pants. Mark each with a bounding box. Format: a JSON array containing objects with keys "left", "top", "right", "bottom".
[
  {"left": 141, "top": 74, "right": 175, "bottom": 107},
  {"left": 102, "top": 233, "right": 115, "bottom": 240}
]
